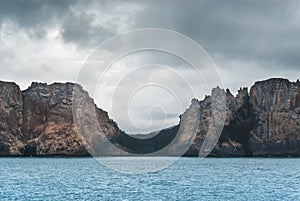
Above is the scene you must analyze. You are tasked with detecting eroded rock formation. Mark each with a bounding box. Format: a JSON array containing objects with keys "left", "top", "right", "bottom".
[
  {"left": 0, "top": 81, "right": 122, "bottom": 156},
  {"left": 0, "top": 78, "right": 299, "bottom": 157},
  {"left": 248, "top": 78, "right": 300, "bottom": 156},
  {"left": 0, "top": 81, "right": 24, "bottom": 156}
]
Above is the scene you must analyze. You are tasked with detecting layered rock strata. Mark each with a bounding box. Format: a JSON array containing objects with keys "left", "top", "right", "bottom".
[{"left": 0, "top": 78, "right": 299, "bottom": 157}]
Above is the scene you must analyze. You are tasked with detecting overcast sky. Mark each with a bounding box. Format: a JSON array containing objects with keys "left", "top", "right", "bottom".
[{"left": 1, "top": 0, "right": 299, "bottom": 133}]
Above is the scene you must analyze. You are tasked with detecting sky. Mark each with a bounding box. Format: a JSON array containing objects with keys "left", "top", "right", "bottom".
[{"left": 0, "top": 0, "right": 299, "bottom": 133}]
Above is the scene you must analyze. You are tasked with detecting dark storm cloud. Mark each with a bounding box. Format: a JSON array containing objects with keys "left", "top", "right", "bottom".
[
  {"left": 0, "top": 0, "right": 117, "bottom": 46},
  {"left": 60, "top": 11, "right": 112, "bottom": 47},
  {"left": 0, "top": 0, "right": 76, "bottom": 37},
  {"left": 133, "top": 0, "right": 300, "bottom": 70},
  {"left": 0, "top": 0, "right": 299, "bottom": 84},
  {"left": 1, "top": 0, "right": 300, "bottom": 70}
]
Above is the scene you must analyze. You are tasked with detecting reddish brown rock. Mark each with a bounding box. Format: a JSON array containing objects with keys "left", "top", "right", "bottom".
[
  {"left": 19, "top": 82, "right": 87, "bottom": 156},
  {"left": 0, "top": 78, "right": 299, "bottom": 157},
  {"left": 0, "top": 81, "right": 24, "bottom": 156},
  {"left": 21, "top": 82, "right": 124, "bottom": 156},
  {"left": 248, "top": 78, "right": 300, "bottom": 156}
]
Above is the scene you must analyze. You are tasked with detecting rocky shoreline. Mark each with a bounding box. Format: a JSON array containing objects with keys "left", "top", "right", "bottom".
[{"left": 0, "top": 78, "right": 299, "bottom": 157}]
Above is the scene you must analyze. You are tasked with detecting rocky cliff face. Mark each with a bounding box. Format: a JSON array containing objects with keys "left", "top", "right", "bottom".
[
  {"left": 248, "top": 78, "right": 300, "bottom": 156},
  {"left": 0, "top": 81, "right": 24, "bottom": 156},
  {"left": 182, "top": 86, "right": 253, "bottom": 157},
  {"left": 183, "top": 78, "right": 299, "bottom": 157},
  {"left": 0, "top": 81, "right": 121, "bottom": 156},
  {"left": 20, "top": 82, "right": 88, "bottom": 156},
  {"left": 0, "top": 78, "right": 299, "bottom": 157}
]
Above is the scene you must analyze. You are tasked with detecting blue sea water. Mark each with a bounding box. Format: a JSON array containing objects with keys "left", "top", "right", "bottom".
[{"left": 0, "top": 157, "right": 299, "bottom": 201}]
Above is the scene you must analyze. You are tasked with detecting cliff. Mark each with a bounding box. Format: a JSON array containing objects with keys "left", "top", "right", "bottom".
[
  {"left": 0, "top": 81, "right": 122, "bottom": 156},
  {"left": 183, "top": 78, "right": 299, "bottom": 157},
  {"left": 248, "top": 78, "right": 300, "bottom": 156},
  {"left": 0, "top": 78, "right": 299, "bottom": 157},
  {"left": 0, "top": 81, "right": 24, "bottom": 155}
]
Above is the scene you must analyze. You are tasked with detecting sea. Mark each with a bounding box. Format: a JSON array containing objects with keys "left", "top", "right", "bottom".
[{"left": 0, "top": 157, "right": 299, "bottom": 200}]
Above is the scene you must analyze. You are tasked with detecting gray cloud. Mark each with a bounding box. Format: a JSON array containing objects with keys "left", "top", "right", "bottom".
[
  {"left": 0, "top": 0, "right": 299, "bottom": 132},
  {"left": 60, "top": 11, "right": 112, "bottom": 47},
  {"left": 133, "top": 0, "right": 300, "bottom": 71},
  {"left": 0, "top": 0, "right": 76, "bottom": 38},
  {"left": 2, "top": 0, "right": 300, "bottom": 69},
  {"left": 0, "top": 0, "right": 142, "bottom": 47}
]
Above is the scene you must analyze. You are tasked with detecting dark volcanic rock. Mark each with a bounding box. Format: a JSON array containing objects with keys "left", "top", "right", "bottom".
[
  {"left": 20, "top": 82, "right": 88, "bottom": 156},
  {"left": 0, "top": 78, "right": 299, "bottom": 157},
  {"left": 0, "top": 81, "right": 122, "bottom": 156},
  {"left": 183, "top": 86, "right": 253, "bottom": 157},
  {"left": 185, "top": 78, "right": 299, "bottom": 157},
  {"left": 211, "top": 87, "right": 254, "bottom": 157},
  {"left": 248, "top": 78, "right": 300, "bottom": 156},
  {"left": 0, "top": 81, "right": 24, "bottom": 156}
]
